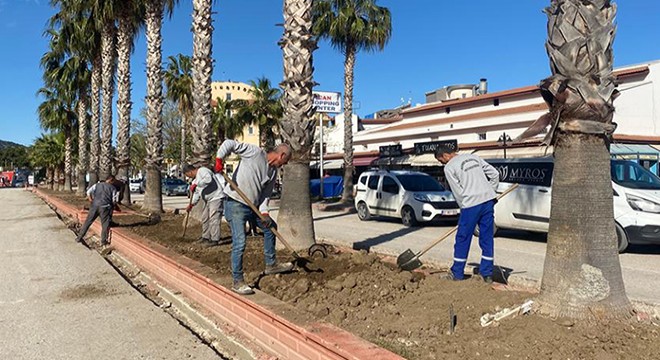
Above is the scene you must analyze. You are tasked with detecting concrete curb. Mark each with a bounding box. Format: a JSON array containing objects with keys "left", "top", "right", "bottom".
[{"left": 33, "top": 189, "right": 404, "bottom": 360}]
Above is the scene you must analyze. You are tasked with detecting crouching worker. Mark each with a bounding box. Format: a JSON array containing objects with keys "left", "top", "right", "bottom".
[
  {"left": 76, "top": 175, "right": 120, "bottom": 252},
  {"left": 183, "top": 164, "right": 227, "bottom": 247},
  {"left": 435, "top": 143, "right": 500, "bottom": 283},
  {"left": 215, "top": 140, "right": 294, "bottom": 295}
]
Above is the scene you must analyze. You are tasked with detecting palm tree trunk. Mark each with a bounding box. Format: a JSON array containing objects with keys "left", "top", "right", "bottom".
[
  {"left": 191, "top": 0, "right": 213, "bottom": 166},
  {"left": 47, "top": 167, "right": 54, "bottom": 190},
  {"left": 89, "top": 55, "right": 102, "bottom": 185},
  {"left": 341, "top": 45, "right": 356, "bottom": 202},
  {"left": 63, "top": 127, "right": 73, "bottom": 192},
  {"left": 99, "top": 22, "right": 116, "bottom": 180},
  {"left": 77, "top": 98, "right": 89, "bottom": 196},
  {"left": 116, "top": 13, "right": 134, "bottom": 206},
  {"left": 144, "top": 0, "right": 164, "bottom": 215},
  {"left": 180, "top": 114, "right": 187, "bottom": 178},
  {"left": 54, "top": 165, "right": 62, "bottom": 191},
  {"left": 539, "top": 0, "right": 631, "bottom": 319},
  {"left": 277, "top": 0, "right": 317, "bottom": 249}
]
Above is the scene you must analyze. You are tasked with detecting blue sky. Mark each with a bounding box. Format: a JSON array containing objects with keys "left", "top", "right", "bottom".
[{"left": 1, "top": 0, "right": 659, "bottom": 146}]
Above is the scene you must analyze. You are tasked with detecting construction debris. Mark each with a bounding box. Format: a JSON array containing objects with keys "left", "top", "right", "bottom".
[{"left": 480, "top": 300, "right": 534, "bottom": 327}]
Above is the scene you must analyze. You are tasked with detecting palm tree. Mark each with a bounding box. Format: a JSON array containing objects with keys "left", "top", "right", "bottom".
[
  {"left": 164, "top": 53, "right": 193, "bottom": 177},
  {"left": 30, "top": 134, "right": 65, "bottom": 190},
  {"left": 98, "top": 5, "right": 117, "bottom": 181},
  {"left": 46, "top": 5, "right": 95, "bottom": 196},
  {"left": 212, "top": 98, "right": 245, "bottom": 143},
  {"left": 237, "top": 77, "right": 283, "bottom": 149},
  {"left": 277, "top": 0, "right": 318, "bottom": 249},
  {"left": 517, "top": 0, "right": 630, "bottom": 319},
  {"left": 190, "top": 0, "right": 213, "bottom": 166},
  {"left": 115, "top": 0, "right": 145, "bottom": 205},
  {"left": 312, "top": 0, "right": 391, "bottom": 202},
  {"left": 143, "top": 0, "right": 179, "bottom": 215}
]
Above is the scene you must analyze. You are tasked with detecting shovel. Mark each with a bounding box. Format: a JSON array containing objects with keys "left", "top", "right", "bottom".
[
  {"left": 220, "top": 172, "right": 327, "bottom": 266},
  {"left": 181, "top": 191, "right": 194, "bottom": 239},
  {"left": 397, "top": 183, "right": 519, "bottom": 271}
]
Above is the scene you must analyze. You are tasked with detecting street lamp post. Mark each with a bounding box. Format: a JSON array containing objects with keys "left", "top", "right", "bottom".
[
  {"left": 498, "top": 132, "right": 512, "bottom": 159},
  {"left": 319, "top": 113, "right": 324, "bottom": 199}
]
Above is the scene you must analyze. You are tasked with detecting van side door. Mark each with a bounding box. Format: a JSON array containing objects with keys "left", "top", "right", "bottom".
[
  {"left": 377, "top": 175, "right": 401, "bottom": 218},
  {"left": 366, "top": 174, "right": 381, "bottom": 215}
]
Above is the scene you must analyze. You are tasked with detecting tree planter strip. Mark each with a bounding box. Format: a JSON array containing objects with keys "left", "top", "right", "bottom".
[{"left": 33, "top": 189, "right": 403, "bottom": 360}]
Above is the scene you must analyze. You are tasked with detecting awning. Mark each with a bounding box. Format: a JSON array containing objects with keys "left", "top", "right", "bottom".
[
  {"left": 611, "top": 144, "right": 660, "bottom": 160},
  {"left": 373, "top": 154, "right": 414, "bottom": 166},
  {"left": 310, "top": 159, "right": 344, "bottom": 170},
  {"left": 469, "top": 146, "right": 553, "bottom": 160},
  {"left": 353, "top": 156, "right": 379, "bottom": 167}
]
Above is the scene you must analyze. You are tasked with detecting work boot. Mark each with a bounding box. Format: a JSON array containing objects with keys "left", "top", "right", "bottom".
[
  {"left": 442, "top": 272, "right": 463, "bottom": 281},
  {"left": 202, "top": 241, "right": 221, "bottom": 248},
  {"left": 482, "top": 275, "right": 494, "bottom": 284},
  {"left": 232, "top": 281, "right": 255, "bottom": 295},
  {"left": 99, "top": 244, "right": 113, "bottom": 256},
  {"left": 264, "top": 262, "right": 295, "bottom": 275}
]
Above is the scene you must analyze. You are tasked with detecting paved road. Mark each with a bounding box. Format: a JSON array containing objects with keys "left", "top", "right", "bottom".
[
  {"left": 0, "top": 189, "right": 220, "bottom": 360},
  {"left": 137, "top": 192, "right": 660, "bottom": 305}
]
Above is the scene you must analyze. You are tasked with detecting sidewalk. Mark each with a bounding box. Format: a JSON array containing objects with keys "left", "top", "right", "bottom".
[{"left": 0, "top": 189, "right": 220, "bottom": 360}]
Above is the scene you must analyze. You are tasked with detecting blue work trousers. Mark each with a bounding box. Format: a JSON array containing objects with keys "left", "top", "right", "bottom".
[
  {"left": 224, "top": 198, "right": 277, "bottom": 282},
  {"left": 450, "top": 200, "right": 495, "bottom": 279}
]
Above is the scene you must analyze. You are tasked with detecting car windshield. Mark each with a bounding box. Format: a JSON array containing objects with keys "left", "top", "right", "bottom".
[
  {"left": 611, "top": 160, "right": 660, "bottom": 190},
  {"left": 395, "top": 174, "right": 444, "bottom": 192}
]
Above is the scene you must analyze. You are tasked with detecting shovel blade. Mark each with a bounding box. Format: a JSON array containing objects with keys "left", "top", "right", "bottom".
[{"left": 397, "top": 249, "right": 422, "bottom": 271}]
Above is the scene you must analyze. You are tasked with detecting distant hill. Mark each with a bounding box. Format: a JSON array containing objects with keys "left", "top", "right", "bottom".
[{"left": 0, "top": 140, "right": 25, "bottom": 150}]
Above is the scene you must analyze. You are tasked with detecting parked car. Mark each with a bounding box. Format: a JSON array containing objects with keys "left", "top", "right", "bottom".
[
  {"left": 161, "top": 178, "right": 189, "bottom": 196},
  {"left": 354, "top": 170, "right": 459, "bottom": 227},
  {"left": 483, "top": 157, "right": 660, "bottom": 252},
  {"left": 129, "top": 179, "right": 142, "bottom": 193}
]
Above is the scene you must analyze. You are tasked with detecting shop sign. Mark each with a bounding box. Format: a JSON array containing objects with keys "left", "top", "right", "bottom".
[
  {"left": 313, "top": 91, "right": 342, "bottom": 113},
  {"left": 414, "top": 140, "right": 458, "bottom": 155},
  {"left": 379, "top": 144, "right": 402, "bottom": 158}
]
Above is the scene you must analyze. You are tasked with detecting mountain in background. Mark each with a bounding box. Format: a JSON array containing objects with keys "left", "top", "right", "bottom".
[{"left": 0, "top": 140, "right": 26, "bottom": 150}]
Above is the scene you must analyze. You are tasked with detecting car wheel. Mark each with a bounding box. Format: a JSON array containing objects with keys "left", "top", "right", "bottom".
[
  {"left": 356, "top": 202, "right": 371, "bottom": 221},
  {"left": 401, "top": 206, "right": 418, "bottom": 227},
  {"left": 474, "top": 224, "right": 498, "bottom": 237},
  {"left": 616, "top": 223, "right": 628, "bottom": 253}
]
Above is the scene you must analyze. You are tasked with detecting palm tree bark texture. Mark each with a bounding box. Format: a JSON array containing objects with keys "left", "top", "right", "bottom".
[
  {"left": 191, "top": 0, "right": 213, "bottom": 166},
  {"left": 76, "top": 98, "right": 88, "bottom": 196},
  {"left": 99, "top": 22, "right": 116, "bottom": 180},
  {"left": 116, "top": 8, "right": 136, "bottom": 206},
  {"left": 89, "top": 56, "right": 102, "bottom": 186},
  {"left": 143, "top": 0, "right": 165, "bottom": 215},
  {"left": 519, "top": 0, "right": 631, "bottom": 319},
  {"left": 277, "top": 0, "right": 318, "bottom": 250}
]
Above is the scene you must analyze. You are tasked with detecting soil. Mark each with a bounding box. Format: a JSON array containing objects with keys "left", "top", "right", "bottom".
[{"left": 46, "top": 190, "right": 660, "bottom": 359}]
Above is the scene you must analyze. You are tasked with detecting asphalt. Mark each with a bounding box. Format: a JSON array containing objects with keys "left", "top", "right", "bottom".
[
  {"left": 0, "top": 189, "right": 220, "bottom": 360},
  {"left": 137, "top": 192, "right": 660, "bottom": 305}
]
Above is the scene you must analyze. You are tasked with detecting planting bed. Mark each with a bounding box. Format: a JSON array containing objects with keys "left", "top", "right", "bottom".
[{"left": 50, "top": 190, "right": 660, "bottom": 359}]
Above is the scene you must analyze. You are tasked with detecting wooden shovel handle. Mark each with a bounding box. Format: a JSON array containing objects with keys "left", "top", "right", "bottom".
[
  {"left": 220, "top": 172, "right": 299, "bottom": 256},
  {"left": 415, "top": 183, "right": 519, "bottom": 259}
]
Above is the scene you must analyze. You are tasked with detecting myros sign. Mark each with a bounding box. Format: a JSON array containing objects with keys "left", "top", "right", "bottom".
[{"left": 313, "top": 91, "right": 342, "bottom": 113}]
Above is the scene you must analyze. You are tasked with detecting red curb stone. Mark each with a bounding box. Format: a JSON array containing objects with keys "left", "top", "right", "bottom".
[{"left": 34, "top": 189, "right": 404, "bottom": 360}]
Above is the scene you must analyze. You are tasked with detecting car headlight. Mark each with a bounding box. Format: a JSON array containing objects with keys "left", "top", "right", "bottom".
[
  {"left": 413, "top": 194, "right": 431, "bottom": 203},
  {"left": 626, "top": 194, "right": 660, "bottom": 214}
]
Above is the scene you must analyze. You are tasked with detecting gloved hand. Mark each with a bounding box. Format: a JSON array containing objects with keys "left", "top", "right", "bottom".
[
  {"left": 186, "top": 203, "right": 194, "bottom": 213},
  {"left": 214, "top": 157, "right": 224, "bottom": 173},
  {"left": 259, "top": 213, "right": 273, "bottom": 228},
  {"left": 189, "top": 183, "right": 197, "bottom": 194}
]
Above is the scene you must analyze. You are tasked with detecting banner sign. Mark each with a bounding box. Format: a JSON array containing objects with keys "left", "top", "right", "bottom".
[
  {"left": 488, "top": 160, "right": 554, "bottom": 187},
  {"left": 379, "top": 144, "right": 403, "bottom": 158},
  {"left": 313, "top": 91, "right": 342, "bottom": 113},
  {"left": 414, "top": 140, "right": 458, "bottom": 155}
]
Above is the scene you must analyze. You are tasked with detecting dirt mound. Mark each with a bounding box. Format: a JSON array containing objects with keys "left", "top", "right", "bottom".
[{"left": 48, "top": 192, "right": 660, "bottom": 359}]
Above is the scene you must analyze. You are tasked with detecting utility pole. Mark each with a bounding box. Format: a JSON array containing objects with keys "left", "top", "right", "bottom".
[{"left": 319, "top": 112, "right": 324, "bottom": 199}]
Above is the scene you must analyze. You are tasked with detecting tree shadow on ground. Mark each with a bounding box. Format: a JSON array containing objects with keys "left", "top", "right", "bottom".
[
  {"left": 313, "top": 212, "right": 354, "bottom": 221},
  {"left": 352, "top": 226, "right": 421, "bottom": 252},
  {"left": 467, "top": 262, "right": 522, "bottom": 285}
]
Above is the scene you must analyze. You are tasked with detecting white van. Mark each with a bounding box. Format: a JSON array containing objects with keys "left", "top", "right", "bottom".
[
  {"left": 354, "top": 170, "right": 460, "bottom": 227},
  {"left": 487, "top": 158, "right": 660, "bottom": 252}
]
